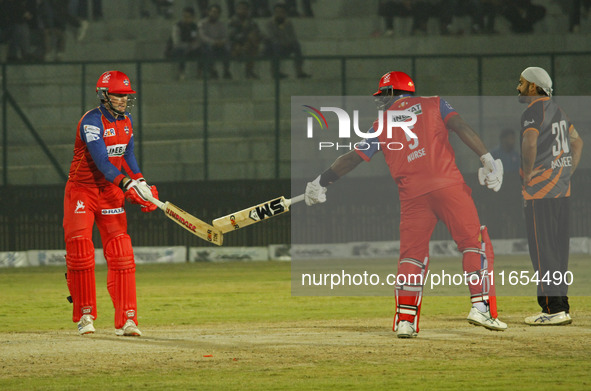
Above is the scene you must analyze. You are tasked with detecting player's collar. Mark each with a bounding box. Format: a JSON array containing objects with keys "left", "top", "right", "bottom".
[
  {"left": 527, "top": 96, "right": 551, "bottom": 108},
  {"left": 393, "top": 94, "right": 413, "bottom": 103}
]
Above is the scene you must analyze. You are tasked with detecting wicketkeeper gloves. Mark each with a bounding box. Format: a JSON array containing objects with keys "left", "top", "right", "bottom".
[{"left": 478, "top": 153, "right": 504, "bottom": 192}]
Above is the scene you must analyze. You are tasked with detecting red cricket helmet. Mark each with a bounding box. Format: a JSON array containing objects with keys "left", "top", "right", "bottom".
[
  {"left": 96, "top": 70, "right": 136, "bottom": 96},
  {"left": 373, "top": 71, "right": 415, "bottom": 96}
]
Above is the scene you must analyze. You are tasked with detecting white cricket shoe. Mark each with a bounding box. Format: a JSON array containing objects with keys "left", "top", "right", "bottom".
[
  {"left": 116, "top": 319, "right": 142, "bottom": 336},
  {"left": 77, "top": 314, "right": 95, "bottom": 335},
  {"left": 396, "top": 321, "right": 417, "bottom": 338},
  {"left": 524, "top": 311, "right": 572, "bottom": 326},
  {"left": 467, "top": 307, "right": 507, "bottom": 331}
]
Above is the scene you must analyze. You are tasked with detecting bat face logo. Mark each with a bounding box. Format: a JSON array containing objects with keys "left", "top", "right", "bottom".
[
  {"left": 230, "top": 215, "right": 240, "bottom": 230},
  {"left": 249, "top": 198, "right": 285, "bottom": 221}
]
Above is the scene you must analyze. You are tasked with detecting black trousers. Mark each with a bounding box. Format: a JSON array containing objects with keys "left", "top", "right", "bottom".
[{"left": 524, "top": 197, "right": 570, "bottom": 314}]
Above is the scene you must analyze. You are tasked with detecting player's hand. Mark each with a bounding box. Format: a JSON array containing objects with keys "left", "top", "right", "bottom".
[
  {"left": 305, "top": 175, "right": 327, "bottom": 206},
  {"left": 479, "top": 153, "right": 503, "bottom": 192},
  {"left": 138, "top": 179, "right": 159, "bottom": 213},
  {"left": 123, "top": 178, "right": 156, "bottom": 210}
]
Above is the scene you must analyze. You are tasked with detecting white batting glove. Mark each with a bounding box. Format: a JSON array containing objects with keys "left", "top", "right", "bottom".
[
  {"left": 305, "top": 175, "right": 327, "bottom": 206},
  {"left": 136, "top": 178, "right": 154, "bottom": 200},
  {"left": 478, "top": 153, "right": 503, "bottom": 192}
]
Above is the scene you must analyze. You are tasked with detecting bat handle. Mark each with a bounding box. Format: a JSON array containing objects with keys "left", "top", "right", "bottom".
[
  {"left": 288, "top": 194, "right": 305, "bottom": 206},
  {"left": 145, "top": 193, "right": 166, "bottom": 211}
]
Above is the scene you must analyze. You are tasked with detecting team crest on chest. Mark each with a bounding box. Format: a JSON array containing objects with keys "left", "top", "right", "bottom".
[{"left": 124, "top": 125, "right": 130, "bottom": 135}]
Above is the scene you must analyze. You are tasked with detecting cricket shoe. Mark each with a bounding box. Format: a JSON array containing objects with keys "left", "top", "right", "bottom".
[
  {"left": 396, "top": 321, "right": 417, "bottom": 338},
  {"left": 77, "top": 314, "right": 95, "bottom": 335},
  {"left": 116, "top": 319, "right": 142, "bottom": 336},
  {"left": 525, "top": 311, "right": 572, "bottom": 326},
  {"left": 467, "top": 307, "right": 507, "bottom": 331}
]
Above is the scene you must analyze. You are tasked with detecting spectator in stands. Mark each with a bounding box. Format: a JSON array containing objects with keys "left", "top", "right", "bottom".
[
  {"left": 4, "top": 0, "right": 35, "bottom": 62},
  {"left": 229, "top": 1, "right": 262, "bottom": 79},
  {"left": 250, "top": 0, "right": 272, "bottom": 17},
  {"left": 491, "top": 128, "right": 520, "bottom": 173},
  {"left": 437, "top": 0, "right": 501, "bottom": 35},
  {"left": 194, "top": 1, "right": 238, "bottom": 18},
  {"left": 29, "top": 0, "right": 54, "bottom": 61},
  {"left": 378, "top": 0, "right": 433, "bottom": 36},
  {"left": 199, "top": 4, "right": 232, "bottom": 79},
  {"left": 50, "top": 0, "right": 84, "bottom": 61},
  {"left": 555, "top": 0, "right": 591, "bottom": 33},
  {"left": 285, "top": 0, "right": 313, "bottom": 17},
  {"left": 471, "top": 0, "right": 501, "bottom": 34},
  {"left": 501, "top": 0, "right": 545, "bottom": 34},
  {"left": 166, "top": 6, "right": 202, "bottom": 80},
  {"left": 263, "top": 2, "right": 310, "bottom": 79},
  {"left": 140, "top": 0, "right": 174, "bottom": 19}
]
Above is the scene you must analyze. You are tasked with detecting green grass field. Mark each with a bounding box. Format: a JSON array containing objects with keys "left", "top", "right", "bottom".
[{"left": 1, "top": 256, "right": 590, "bottom": 390}]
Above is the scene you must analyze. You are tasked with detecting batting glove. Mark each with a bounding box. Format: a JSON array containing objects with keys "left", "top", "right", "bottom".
[
  {"left": 138, "top": 179, "right": 159, "bottom": 213},
  {"left": 123, "top": 178, "right": 158, "bottom": 211},
  {"left": 305, "top": 175, "right": 327, "bottom": 206},
  {"left": 478, "top": 153, "right": 503, "bottom": 192}
]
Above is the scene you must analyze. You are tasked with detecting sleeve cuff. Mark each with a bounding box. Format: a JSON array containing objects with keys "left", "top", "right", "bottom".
[
  {"left": 129, "top": 172, "right": 144, "bottom": 180},
  {"left": 355, "top": 149, "right": 371, "bottom": 162},
  {"left": 113, "top": 174, "right": 126, "bottom": 187},
  {"left": 443, "top": 111, "right": 459, "bottom": 125}
]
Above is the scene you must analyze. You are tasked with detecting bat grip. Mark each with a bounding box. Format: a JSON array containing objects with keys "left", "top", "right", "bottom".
[
  {"left": 289, "top": 194, "right": 305, "bottom": 206},
  {"left": 145, "top": 193, "right": 166, "bottom": 211}
]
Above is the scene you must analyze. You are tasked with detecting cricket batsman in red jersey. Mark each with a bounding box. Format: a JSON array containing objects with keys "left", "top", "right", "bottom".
[
  {"left": 64, "top": 70, "right": 159, "bottom": 336},
  {"left": 305, "top": 71, "right": 507, "bottom": 338}
]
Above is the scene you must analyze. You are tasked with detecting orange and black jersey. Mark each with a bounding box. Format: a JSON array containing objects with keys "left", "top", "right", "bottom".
[{"left": 520, "top": 97, "right": 574, "bottom": 200}]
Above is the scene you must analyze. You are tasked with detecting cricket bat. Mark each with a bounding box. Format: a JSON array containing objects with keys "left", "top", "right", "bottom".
[
  {"left": 213, "top": 194, "right": 305, "bottom": 233},
  {"left": 145, "top": 194, "right": 223, "bottom": 246}
]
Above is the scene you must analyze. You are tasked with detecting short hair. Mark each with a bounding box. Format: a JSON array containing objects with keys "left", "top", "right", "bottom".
[
  {"left": 183, "top": 6, "right": 195, "bottom": 16},
  {"left": 535, "top": 86, "right": 549, "bottom": 96}
]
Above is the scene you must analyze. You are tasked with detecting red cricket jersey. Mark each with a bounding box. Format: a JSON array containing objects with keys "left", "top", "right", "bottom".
[
  {"left": 356, "top": 96, "right": 465, "bottom": 200},
  {"left": 68, "top": 105, "right": 141, "bottom": 187}
]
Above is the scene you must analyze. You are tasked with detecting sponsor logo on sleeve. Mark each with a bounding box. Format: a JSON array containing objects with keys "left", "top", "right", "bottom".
[
  {"left": 83, "top": 125, "right": 101, "bottom": 143},
  {"left": 104, "top": 128, "right": 116, "bottom": 137},
  {"left": 523, "top": 119, "right": 536, "bottom": 127}
]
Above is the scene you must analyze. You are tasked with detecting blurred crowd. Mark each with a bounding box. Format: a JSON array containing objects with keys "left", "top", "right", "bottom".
[
  {"left": 165, "top": 1, "right": 312, "bottom": 80},
  {"left": 0, "top": 0, "right": 102, "bottom": 62},
  {"left": 378, "top": 0, "right": 590, "bottom": 36},
  {"left": 1, "top": 0, "right": 589, "bottom": 66}
]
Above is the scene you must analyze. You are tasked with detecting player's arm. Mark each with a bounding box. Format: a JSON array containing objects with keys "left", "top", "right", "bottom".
[
  {"left": 446, "top": 115, "right": 488, "bottom": 156},
  {"left": 570, "top": 126, "right": 583, "bottom": 176},
  {"left": 304, "top": 151, "right": 364, "bottom": 206},
  {"left": 305, "top": 123, "right": 380, "bottom": 206},
  {"left": 121, "top": 131, "right": 159, "bottom": 212},
  {"left": 446, "top": 114, "right": 503, "bottom": 191},
  {"left": 80, "top": 119, "right": 127, "bottom": 186},
  {"left": 521, "top": 129, "right": 539, "bottom": 184}
]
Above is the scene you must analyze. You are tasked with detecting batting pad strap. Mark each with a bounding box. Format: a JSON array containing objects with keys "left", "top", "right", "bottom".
[
  {"left": 400, "top": 257, "right": 427, "bottom": 269},
  {"left": 397, "top": 304, "right": 418, "bottom": 316},
  {"left": 396, "top": 284, "right": 423, "bottom": 292},
  {"left": 471, "top": 295, "right": 490, "bottom": 303},
  {"left": 463, "top": 247, "right": 484, "bottom": 255}
]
